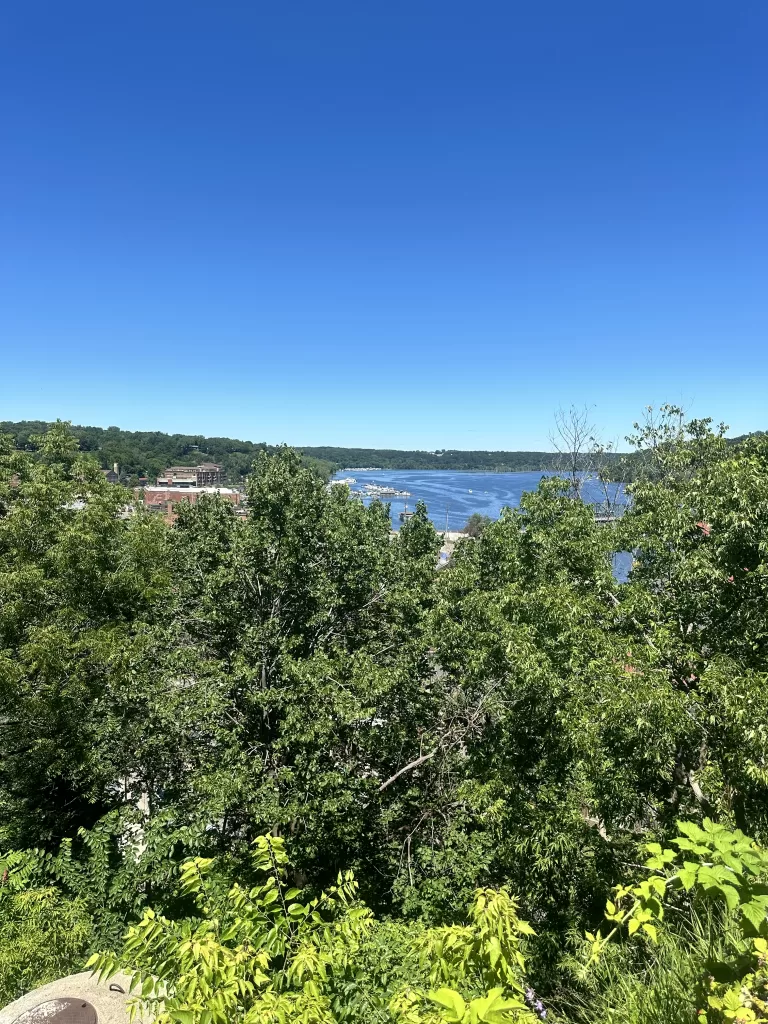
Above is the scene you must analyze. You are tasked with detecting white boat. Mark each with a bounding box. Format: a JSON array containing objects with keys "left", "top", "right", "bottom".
[{"left": 362, "top": 483, "right": 412, "bottom": 498}]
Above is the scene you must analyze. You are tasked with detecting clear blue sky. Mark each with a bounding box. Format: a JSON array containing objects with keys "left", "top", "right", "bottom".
[{"left": 2, "top": 2, "right": 766, "bottom": 450}]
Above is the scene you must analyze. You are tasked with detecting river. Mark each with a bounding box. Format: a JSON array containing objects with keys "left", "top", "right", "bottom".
[
  {"left": 331, "top": 467, "right": 632, "bottom": 580},
  {"left": 331, "top": 468, "right": 621, "bottom": 532}
]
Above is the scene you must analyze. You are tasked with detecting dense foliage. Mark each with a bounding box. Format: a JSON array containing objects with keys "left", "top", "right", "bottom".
[
  {"left": 0, "top": 420, "right": 335, "bottom": 485},
  {"left": 1, "top": 409, "right": 768, "bottom": 1023},
  {"left": 462, "top": 513, "right": 493, "bottom": 538}
]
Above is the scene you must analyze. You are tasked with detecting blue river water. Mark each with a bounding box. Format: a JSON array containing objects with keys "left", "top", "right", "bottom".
[
  {"left": 331, "top": 468, "right": 633, "bottom": 580},
  {"left": 331, "top": 468, "right": 621, "bottom": 532}
]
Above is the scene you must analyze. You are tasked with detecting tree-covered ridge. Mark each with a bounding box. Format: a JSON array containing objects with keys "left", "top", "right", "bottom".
[
  {"left": 0, "top": 420, "right": 335, "bottom": 484},
  {"left": 1, "top": 411, "right": 768, "bottom": 1022},
  {"left": 1, "top": 419, "right": 627, "bottom": 479},
  {"left": 4, "top": 418, "right": 761, "bottom": 484},
  {"left": 300, "top": 446, "right": 574, "bottom": 472}
]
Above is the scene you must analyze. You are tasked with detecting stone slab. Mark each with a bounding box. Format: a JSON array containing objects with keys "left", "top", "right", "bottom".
[{"left": 0, "top": 973, "right": 140, "bottom": 1024}]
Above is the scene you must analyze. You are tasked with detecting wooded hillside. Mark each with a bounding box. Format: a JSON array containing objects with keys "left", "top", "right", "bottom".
[{"left": 1, "top": 410, "right": 768, "bottom": 1023}]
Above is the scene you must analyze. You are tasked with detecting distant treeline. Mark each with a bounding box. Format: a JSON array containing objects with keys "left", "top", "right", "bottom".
[
  {"left": 0, "top": 421, "right": 335, "bottom": 485},
  {"left": 0, "top": 423, "right": 624, "bottom": 482},
  {"left": 299, "top": 445, "right": 625, "bottom": 473},
  {"left": 2, "top": 421, "right": 762, "bottom": 486}
]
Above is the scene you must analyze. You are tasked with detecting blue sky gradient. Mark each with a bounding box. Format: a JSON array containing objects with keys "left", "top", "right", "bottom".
[{"left": 2, "top": 2, "right": 766, "bottom": 449}]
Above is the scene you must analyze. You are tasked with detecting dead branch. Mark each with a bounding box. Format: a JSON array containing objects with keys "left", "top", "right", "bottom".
[{"left": 378, "top": 749, "right": 438, "bottom": 792}]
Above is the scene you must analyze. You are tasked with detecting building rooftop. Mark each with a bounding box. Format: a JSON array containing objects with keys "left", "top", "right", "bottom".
[{"left": 143, "top": 485, "right": 238, "bottom": 494}]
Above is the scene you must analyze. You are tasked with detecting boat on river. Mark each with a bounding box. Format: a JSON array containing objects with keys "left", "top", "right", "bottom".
[{"left": 362, "top": 482, "right": 412, "bottom": 498}]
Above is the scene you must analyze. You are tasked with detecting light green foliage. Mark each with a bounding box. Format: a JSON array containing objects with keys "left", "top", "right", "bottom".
[
  {"left": 0, "top": 849, "right": 92, "bottom": 1004},
  {"left": 89, "top": 834, "right": 375, "bottom": 1024},
  {"left": 0, "top": 888, "right": 92, "bottom": 1004},
  {"left": 582, "top": 819, "right": 768, "bottom": 1021},
  {"left": 89, "top": 835, "right": 539, "bottom": 1024},
  {"left": 415, "top": 888, "right": 534, "bottom": 992},
  {"left": 397, "top": 988, "right": 533, "bottom": 1024},
  {"left": 394, "top": 888, "right": 538, "bottom": 1023}
]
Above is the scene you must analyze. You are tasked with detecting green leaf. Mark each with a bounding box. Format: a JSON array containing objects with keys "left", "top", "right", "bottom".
[
  {"left": 677, "top": 821, "right": 709, "bottom": 842},
  {"left": 169, "top": 1012, "right": 196, "bottom": 1024},
  {"left": 716, "top": 884, "right": 741, "bottom": 912},
  {"left": 677, "top": 868, "right": 697, "bottom": 891},
  {"left": 487, "top": 936, "right": 502, "bottom": 968},
  {"left": 742, "top": 900, "right": 767, "bottom": 932},
  {"left": 428, "top": 988, "right": 467, "bottom": 1022},
  {"left": 722, "top": 988, "right": 743, "bottom": 1012},
  {"left": 469, "top": 989, "right": 526, "bottom": 1023},
  {"left": 642, "top": 923, "right": 658, "bottom": 943}
]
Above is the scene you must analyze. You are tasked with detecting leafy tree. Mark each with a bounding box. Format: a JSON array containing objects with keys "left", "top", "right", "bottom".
[
  {"left": 1, "top": 411, "right": 768, "bottom": 1024},
  {"left": 0, "top": 424, "right": 171, "bottom": 848},
  {"left": 0, "top": 888, "right": 92, "bottom": 1004},
  {"left": 0, "top": 849, "right": 92, "bottom": 1004},
  {"left": 112, "top": 456, "right": 443, "bottom": 905},
  {"left": 89, "top": 833, "right": 540, "bottom": 1024},
  {"left": 462, "top": 514, "right": 492, "bottom": 539}
]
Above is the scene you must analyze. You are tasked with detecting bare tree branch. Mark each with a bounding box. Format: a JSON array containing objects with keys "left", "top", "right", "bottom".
[
  {"left": 378, "top": 748, "right": 438, "bottom": 792},
  {"left": 550, "top": 405, "right": 596, "bottom": 500}
]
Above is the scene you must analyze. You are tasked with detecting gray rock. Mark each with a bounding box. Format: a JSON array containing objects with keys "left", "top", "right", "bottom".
[{"left": 0, "top": 973, "right": 142, "bottom": 1024}]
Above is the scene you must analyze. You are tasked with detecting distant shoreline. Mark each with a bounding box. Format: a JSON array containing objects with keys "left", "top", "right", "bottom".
[
  {"left": 339, "top": 467, "right": 558, "bottom": 474},
  {"left": 1, "top": 420, "right": 641, "bottom": 481}
]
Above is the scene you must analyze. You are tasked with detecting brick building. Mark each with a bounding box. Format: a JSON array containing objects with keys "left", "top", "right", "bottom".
[
  {"left": 195, "top": 463, "right": 225, "bottom": 486},
  {"left": 157, "top": 463, "right": 224, "bottom": 487},
  {"left": 140, "top": 485, "right": 241, "bottom": 523}
]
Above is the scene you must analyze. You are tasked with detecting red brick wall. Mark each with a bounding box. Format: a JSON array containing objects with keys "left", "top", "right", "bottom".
[{"left": 141, "top": 488, "right": 241, "bottom": 506}]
